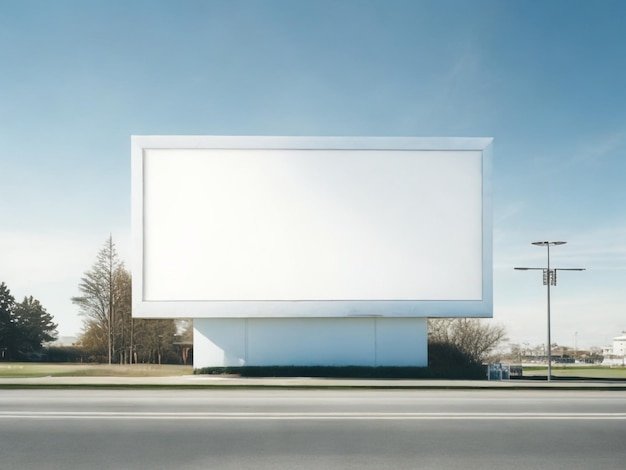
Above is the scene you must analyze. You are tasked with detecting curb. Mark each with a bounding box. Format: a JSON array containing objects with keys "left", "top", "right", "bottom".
[{"left": 2, "top": 377, "right": 626, "bottom": 391}]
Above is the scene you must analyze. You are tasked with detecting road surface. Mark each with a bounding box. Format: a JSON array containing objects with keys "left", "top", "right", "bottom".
[{"left": 1, "top": 389, "right": 625, "bottom": 469}]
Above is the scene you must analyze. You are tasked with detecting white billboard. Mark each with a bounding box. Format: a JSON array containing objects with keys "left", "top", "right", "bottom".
[{"left": 132, "top": 136, "right": 492, "bottom": 318}]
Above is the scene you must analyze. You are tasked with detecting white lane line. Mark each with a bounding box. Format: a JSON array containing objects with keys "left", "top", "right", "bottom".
[{"left": 2, "top": 412, "right": 626, "bottom": 420}]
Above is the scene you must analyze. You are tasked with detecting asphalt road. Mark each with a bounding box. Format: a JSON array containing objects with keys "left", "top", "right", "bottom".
[{"left": 1, "top": 389, "right": 625, "bottom": 469}]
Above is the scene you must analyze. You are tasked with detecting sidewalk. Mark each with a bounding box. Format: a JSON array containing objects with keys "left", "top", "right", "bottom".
[{"left": 2, "top": 375, "right": 626, "bottom": 389}]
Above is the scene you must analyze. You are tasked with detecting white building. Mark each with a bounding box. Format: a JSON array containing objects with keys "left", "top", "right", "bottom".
[{"left": 602, "top": 332, "right": 626, "bottom": 366}]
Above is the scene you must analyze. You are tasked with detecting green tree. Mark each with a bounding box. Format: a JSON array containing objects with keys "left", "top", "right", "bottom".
[
  {"left": 0, "top": 282, "right": 57, "bottom": 360},
  {"left": 0, "top": 282, "right": 16, "bottom": 359},
  {"left": 12, "top": 296, "right": 58, "bottom": 356}
]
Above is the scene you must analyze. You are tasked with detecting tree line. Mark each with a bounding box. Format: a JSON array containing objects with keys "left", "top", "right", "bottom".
[
  {"left": 0, "top": 282, "right": 57, "bottom": 360},
  {"left": 1, "top": 236, "right": 191, "bottom": 364},
  {"left": 71, "top": 236, "right": 189, "bottom": 364}
]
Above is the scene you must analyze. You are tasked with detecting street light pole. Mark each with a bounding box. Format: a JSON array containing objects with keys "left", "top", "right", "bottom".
[
  {"left": 534, "top": 241, "right": 563, "bottom": 381},
  {"left": 515, "top": 241, "right": 584, "bottom": 382}
]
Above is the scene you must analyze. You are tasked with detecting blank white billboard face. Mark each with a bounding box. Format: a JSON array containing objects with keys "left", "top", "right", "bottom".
[{"left": 132, "top": 136, "right": 492, "bottom": 318}]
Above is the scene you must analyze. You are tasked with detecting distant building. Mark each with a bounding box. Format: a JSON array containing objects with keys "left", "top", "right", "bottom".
[
  {"left": 602, "top": 332, "right": 626, "bottom": 366},
  {"left": 48, "top": 336, "right": 79, "bottom": 347},
  {"left": 613, "top": 333, "right": 626, "bottom": 356}
]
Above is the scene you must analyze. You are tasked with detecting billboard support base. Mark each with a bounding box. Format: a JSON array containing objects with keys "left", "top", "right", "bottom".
[{"left": 193, "top": 317, "right": 428, "bottom": 368}]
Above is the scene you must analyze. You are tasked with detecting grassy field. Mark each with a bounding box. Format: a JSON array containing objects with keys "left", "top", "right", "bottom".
[
  {"left": 0, "top": 363, "right": 193, "bottom": 378},
  {"left": 522, "top": 366, "right": 626, "bottom": 379}
]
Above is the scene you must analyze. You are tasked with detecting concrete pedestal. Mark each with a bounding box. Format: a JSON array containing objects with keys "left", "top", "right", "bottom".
[{"left": 193, "top": 317, "right": 428, "bottom": 368}]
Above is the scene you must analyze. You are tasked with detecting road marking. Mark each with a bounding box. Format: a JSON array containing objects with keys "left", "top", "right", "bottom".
[{"left": 2, "top": 411, "right": 626, "bottom": 420}]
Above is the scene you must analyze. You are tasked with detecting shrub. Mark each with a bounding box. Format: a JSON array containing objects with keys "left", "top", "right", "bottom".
[
  {"left": 194, "top": 342, "right": 486, "bottom": 379},
  {"left": 44, "top": 346, "right": 86, "bottom": 362}
]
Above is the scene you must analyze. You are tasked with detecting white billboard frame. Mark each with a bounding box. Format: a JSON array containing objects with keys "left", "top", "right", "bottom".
[{"left": 132, "top": 136, "right": 493, "bottom": 319}]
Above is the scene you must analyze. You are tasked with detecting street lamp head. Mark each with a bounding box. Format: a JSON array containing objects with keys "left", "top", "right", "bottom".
[{"left": 532, "top": 241, "right": 566, "bottom": 246}]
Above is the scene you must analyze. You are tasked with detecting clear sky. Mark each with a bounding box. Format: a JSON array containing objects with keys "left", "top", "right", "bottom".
[{"left": 1, "top": 0, "right": 625, "bottom": 350}]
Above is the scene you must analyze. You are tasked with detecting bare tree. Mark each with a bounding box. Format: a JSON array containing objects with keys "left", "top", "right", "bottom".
[
  {"left": 133, "top": 319, "right": 178, "bottom": 364},
  {"left": 72, "top": 236, "right": 120, "bottom": 364},
  {"left": 428, "top": 318, "right": 507, "bottom": 363},
  {"left": 112, "top": 267, "right": 132, "bottom": 364},
  {"left": 73, "top": 236, "right": 185, "bottom": 364}
]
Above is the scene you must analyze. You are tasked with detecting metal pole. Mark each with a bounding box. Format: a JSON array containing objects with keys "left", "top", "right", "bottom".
[
  {"left": 515, "top": 241, "right": 584, "bottom": 383},
  {"left": 546, "top": 243, "right": 552, "bottom": 382}
]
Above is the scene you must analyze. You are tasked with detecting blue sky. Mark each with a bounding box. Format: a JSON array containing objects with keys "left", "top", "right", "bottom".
[{"left": 1, "top": 0, "right": 625, "bottom": 349}]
